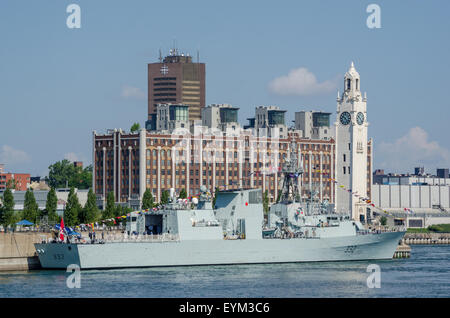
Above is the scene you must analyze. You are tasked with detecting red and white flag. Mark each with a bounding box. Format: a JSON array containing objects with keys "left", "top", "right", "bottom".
[{"left": 59, "top": 218, "right": 65, "bottom": 241}]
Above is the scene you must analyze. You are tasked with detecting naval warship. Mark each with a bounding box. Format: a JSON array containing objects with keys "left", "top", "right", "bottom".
[{"left": 35, "top": 144, "right": 405, "bottom": 269}]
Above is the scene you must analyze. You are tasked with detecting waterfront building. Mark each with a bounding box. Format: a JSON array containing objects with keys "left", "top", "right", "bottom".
[
  {"left": 437, "top": 168, "right": 449, "bottom": 179},
  {"left": 294, "top": 111, "right": 332, "bottom": 140},
  {"left": 0, "top": 165, "right": 31, "bottom": 191},
  {"left": 201, "top": 104, "right": 240, "bottom": 133},
  {"left": 372, "top": 167, "right": 450, "bottom": 228},
  {"left": 335, "top": 62, "right": 371, "bottom": 222},
  {"left": 156, "top": 103, "right": 190, "bottom": 133},
  {"left": 147, "top": 49, "right": 205, "bottom": 128},
  {"left": 247, "top": 105, "right": 288, "bottom": 139},
  {"left": 373, "top": 168, "right": 450, "bottom": 186},
  {"left": 92, "top": 127, "right": 342, "bottom": 210}
]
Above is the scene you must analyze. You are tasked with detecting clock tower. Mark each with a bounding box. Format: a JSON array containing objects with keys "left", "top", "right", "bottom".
[{"left": 335, "top": 62, "right": 368, "bottom": 221}]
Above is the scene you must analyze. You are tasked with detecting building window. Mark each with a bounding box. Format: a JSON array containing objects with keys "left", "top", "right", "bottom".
[
  {"left": 343, "top": 154, "right": 346, "bottom": 162},
  {"left": 343, "top": 167, "right": 346, "bottom": 175}
]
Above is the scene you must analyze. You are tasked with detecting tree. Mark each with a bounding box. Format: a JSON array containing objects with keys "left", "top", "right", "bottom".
[
  {"left": 263, "top": 190, "right": 270, "bottom": 215},
  {"left": 23, "top": 189, "right": 39, "bottom": 224},
  {"left": 212, "top": 187, "right": 219, "bottom": 208},
  {"left": 380, "top": 216, "right": 387, "bottom": 226},
  {"left": 64, "top": 187, "right": 81, "bottom": 226},
  {"left": 46, "top": 159, "right": 92, "bottom": 189},
  {"left": 102, "top": 192, "right": 116, "bottom": 220},
  {"left": 0, "top": 188, "right": 15, "bottom": 230},
  {"left": 70, "top": 165, "right": 93, "bottom": 190},
  {"left": 45, "top": 188, "right": 58, "bottom": 224},
  {"left": 160, "top": 190, "right": 170, "bottom": 205},
  {"left": 141, "top": 188, "right": 154, "bottom": 210},
  {"left": 179, "top": 188, "right": 187, "bottom": 199},
  {"left": 276, "top": 190, "right": 282, "bottom": 203},
  {"left": 81, "top": 188, "right": 100, "bottom": 224},
  {"left": 130, "top": 123, "right": 140, "bottom": 133},
  {"left": 6, "top": 178, "right": 17, "bottom": 190}
]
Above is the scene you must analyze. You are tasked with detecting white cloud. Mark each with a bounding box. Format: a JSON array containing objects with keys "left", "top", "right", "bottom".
[
  {"left": 0, "top": 145, "right": 31, "bottom": 166},
  {"left": 64, "top": 152, "right": 81, "bottom": 162},
  {"left": 377, "top": 127, "right": 450, "bottom": 173},
  {"left": 121, "top": 85, "right": 146, "bottom": 100},
  {"left": 268, "top": 67, "right": 338, "bottom": 96}
]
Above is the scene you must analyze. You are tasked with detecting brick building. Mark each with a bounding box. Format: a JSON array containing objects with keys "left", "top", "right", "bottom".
[
  {"left": 92, "top": 127, "right": 373, "bottom": 210},
  {"left": 147, "top": 49, "right": 205, "bottom": 129},
  {"left": 0, "top": 170, "right": 31, "bottom": 191}
]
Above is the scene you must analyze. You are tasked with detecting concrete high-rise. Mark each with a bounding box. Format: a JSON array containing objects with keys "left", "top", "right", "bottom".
[{"left": 147, "top": 49, "right": 205, "bottom": 129}]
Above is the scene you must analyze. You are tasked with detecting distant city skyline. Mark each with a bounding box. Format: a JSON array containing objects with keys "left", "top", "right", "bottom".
[{"left": 0, "top": 0, "right": 449, "bottom": 176}]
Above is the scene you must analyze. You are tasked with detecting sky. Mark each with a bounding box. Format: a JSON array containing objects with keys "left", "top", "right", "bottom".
[{"left": 0, "top": 0, "right": 449, "bottom": 177}]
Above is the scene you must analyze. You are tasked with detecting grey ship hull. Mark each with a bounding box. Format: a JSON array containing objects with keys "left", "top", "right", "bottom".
[{"left": 35, "top": 231, "right": 404, "bottom": 269}]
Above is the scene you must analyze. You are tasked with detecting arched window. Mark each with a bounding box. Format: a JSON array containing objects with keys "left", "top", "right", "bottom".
[
  {"left": 356, "top": 79, "right": 359, "bottom": 90},
  {"left": 346, "top": 79, "right": 351, "bottom": 90}
]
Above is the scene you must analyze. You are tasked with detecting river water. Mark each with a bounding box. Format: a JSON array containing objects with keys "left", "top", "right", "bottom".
[{"left": 0, "top": 245, "right": 449, "bottom": 298}]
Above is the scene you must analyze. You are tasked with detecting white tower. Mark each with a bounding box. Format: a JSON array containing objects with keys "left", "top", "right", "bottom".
[{"left": 335, "top": 62, "right": 368, "bottom": 221}]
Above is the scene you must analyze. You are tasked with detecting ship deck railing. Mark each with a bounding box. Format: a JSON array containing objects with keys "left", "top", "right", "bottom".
[{"left": 103, "top": 233, "right": 181, "bottom": 243}]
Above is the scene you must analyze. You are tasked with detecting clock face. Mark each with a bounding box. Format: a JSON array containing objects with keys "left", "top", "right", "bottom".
[
  {"left": 340, "top": 112, "right": 351, "bottom": 125},
  {"left": 357, "top": 112, "right": 365, "bottom": 125}
]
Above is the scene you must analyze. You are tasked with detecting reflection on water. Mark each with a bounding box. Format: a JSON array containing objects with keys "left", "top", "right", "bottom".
[{"left": 0, "top": 246, "right": 449, "bottom": 297}]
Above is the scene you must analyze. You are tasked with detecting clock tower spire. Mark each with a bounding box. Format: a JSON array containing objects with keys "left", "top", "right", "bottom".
[{"left": 335, "top": 62, "right": 368, "bottom": 222}]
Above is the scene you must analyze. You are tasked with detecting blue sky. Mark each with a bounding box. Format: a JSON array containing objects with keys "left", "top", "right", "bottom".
[{"left": 0, "top": 0, "right": 449, "bottom": 176}]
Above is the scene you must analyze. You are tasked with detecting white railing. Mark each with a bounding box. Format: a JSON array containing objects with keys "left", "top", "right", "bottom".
[{"left": 103, "top": 233, "right": 180, "bottom": 243}]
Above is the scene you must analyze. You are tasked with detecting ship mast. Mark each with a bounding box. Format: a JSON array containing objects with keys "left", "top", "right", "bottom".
[{"left": 279, "top": 142, "right": 303, "bottom": 203}]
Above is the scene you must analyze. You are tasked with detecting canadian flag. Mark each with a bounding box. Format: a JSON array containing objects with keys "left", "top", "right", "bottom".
[{"left": 59, "top": 218, "right": 65, "bottom": 241}]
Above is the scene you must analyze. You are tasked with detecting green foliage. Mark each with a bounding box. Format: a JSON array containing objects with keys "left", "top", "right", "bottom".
[
  {"left": 80, "top": 188, "right": 99, "bottom": 224},
  {"left": 160, "top": 190, "right": 170, "bottom": 205},
  {"left": 263, "top": 190, "right": 270, "bottom": 215},
  {"left": 406, "top": 228, "right": 430, "bottom": 233},
  {"left": 276, "top": 190, "right": 282, "bottom": 203},
  {"left": 213, "top": 187, "right": 219, "bottom": 208},
  {"left": 380, "top": 216, "right": 387, "bottom": 226},
  {"left": 102, "top": 192, "right": 116, "bottom": 221},
  {"left": 46, "top": 159, "right": 92, "bottom": 189},
  {"left": 45, "top": 188, "right": 58, "bottom": 223},
  {"left": 130, "top": 122, "right": 141, "bottom": 133},
  {"left": 23, "top": 189, "right": 39, "bottom": 224},
  {"left": 141, "top": 188, "right": 154, "bottom": 210},
  {"left": 0, "top": 188, "right": 15, "bottom": 228},
  {"left": 179, "top": 188, "right": 187, "bottom": 199},
  {"left": 64, "top": 187, "right": 81, "bottom": 226},
  {"left": 427, "top": 224, "right": 450, "bottom": 233},
  {"left": 6, "top": 178, "right": 17, "bottom": 190}
]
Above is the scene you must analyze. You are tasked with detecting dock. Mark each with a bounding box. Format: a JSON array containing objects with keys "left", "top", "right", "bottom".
[
  {"left": 393, "top": 242, "right": 411, "bottom": 258},
  {"left": 404, "top": 233, "right": 450, "bottom": 245}
]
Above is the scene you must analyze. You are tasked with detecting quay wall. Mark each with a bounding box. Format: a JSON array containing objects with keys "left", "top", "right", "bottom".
[
  {"left": 0, "top": 232, "right": 51, "bottom": 271},
  {"left": 404, "top": 233, "right": 450, "bottom": 245},
  {"left": 0, "top": 230, "right": 121, "bottom": 271}
]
